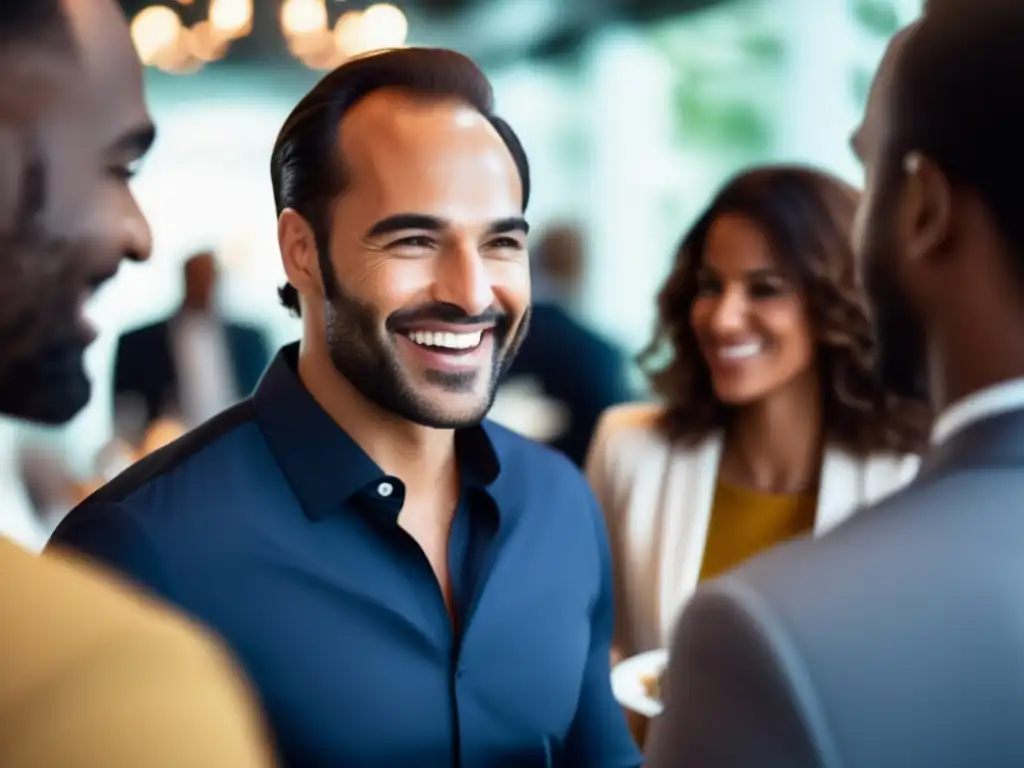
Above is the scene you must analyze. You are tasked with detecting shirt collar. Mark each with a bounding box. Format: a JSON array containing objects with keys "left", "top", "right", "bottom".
[
  {"left": 931, "top": 377, "right": 1024, "bottom": 446},
  {"left": 252, "top": 343, "right": 501, "bottom": 520}
]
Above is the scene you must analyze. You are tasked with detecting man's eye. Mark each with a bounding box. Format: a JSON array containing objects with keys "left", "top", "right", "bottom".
[
  {"left": 391, "top": 236, "right": 434, "bottom": 248},
  {"left": 108, "top": 159, "right": 142, "bottom": 181},
  {"left": 489, "top": 237, "right": 522, "bottom": 249}
]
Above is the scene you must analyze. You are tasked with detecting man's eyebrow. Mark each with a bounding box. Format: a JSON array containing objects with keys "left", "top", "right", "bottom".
[
  {"left": 365, "top": 214, "right": 448, "bottom": 238},
  {"left": 364, "top": 214, "right": 530, "bottom": 239},
  {"left": 485, "top": 217, "right": 529, "bottom": 236},
  {"left": 110, "top": 122, "right": 156, "bottom": 156}
]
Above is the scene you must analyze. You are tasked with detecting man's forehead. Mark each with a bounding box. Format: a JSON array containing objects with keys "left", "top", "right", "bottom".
[
  {"left": 337, "top": 91, "right": 521, "bottom": 211},
  {"left": 340, "top": 91, "right": 502, "bottom": 157},
  {"left": 854, "top": 23, "right": 919, "bottom": 153},
  {"left": 62, "top": 0, "right": 149, "bottom": 129},
  {"left": 0, "top": 46, "right": 71, "bottom": 124}
]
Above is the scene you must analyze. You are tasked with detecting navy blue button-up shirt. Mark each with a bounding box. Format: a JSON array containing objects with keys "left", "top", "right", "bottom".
[{"left": 49, "top": 345, "right": 642, "bottom": 767}]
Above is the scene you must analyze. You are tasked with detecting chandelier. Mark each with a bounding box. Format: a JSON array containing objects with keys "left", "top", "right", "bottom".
[{"left": 129, "top": 0, "right": 409, "bottom": 74}]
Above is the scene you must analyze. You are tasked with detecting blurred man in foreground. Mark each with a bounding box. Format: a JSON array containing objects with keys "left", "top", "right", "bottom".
[
  {"left": 649, "top": 2, "right": 1024, "bottom": 765},
  {"left": 0, "top": 1, "right": 271, "bottom": 765}
]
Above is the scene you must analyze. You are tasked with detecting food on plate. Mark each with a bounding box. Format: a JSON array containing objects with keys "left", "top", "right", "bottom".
[{"left": 640, "top": 667, "right": 666, "bottom": 702}]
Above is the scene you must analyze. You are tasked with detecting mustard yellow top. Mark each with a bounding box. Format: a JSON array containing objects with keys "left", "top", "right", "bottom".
[{"left": 698, "top": 480, "right": 817, "bottom": 581}]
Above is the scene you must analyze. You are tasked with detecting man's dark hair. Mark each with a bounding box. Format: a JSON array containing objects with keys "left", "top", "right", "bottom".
[
  {"left": 888, "top": 0, "right": 1024, "bottom": 281},
  {"left": 270, "top": 47, "right": 531, "bottom": 316},
  {"left": 0, "top": 1, "right": 67, "bottom": 44}
]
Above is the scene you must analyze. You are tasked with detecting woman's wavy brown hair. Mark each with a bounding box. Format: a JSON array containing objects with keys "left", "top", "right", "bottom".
[{"left": 639, "top": 164, "right": 930, "bottom": 455}]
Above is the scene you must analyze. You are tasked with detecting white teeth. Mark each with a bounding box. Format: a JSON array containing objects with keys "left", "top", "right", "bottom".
[
  {"left": 719, "top": 342, "right": 762, "bottom": 360},
  {"left": 406, "top": 329, "right": 483, "bottom": 351}
]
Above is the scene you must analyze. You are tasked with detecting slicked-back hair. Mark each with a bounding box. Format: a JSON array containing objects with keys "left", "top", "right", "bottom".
[
  {"left": 887, "top": 0, "right": 1024, "bottom": 283},
  {"left": 270, "top": 47, "right": 531, "bottom": 316}
]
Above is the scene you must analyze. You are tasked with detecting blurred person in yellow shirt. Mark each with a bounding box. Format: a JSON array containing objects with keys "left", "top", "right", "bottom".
[{"left": 0, "top": 1, "right": 274, "bottom": 765}]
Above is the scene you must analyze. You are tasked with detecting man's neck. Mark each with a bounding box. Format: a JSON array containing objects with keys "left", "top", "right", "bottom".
[
  {"left": 930, "top": 316, "right": 1024, "bottom": 416},
  {"left": 721, "top": 371, "right": 822, "bottom": 494},
  {"left": 180, "top": 302, "right": 213, "bottom": 318},
  {"left": 296, "top": 338, "right": 457, "bottom": 492}
]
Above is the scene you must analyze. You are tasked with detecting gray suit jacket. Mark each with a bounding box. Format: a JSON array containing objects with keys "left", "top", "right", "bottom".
[{"left": 646, "top": 409, "right": 1024, "bottom": 768}]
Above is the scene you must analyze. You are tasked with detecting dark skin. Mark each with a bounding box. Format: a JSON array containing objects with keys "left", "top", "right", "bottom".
[
  {"left": 0, "top": 0, "right": 154, "bottom": 424},
  {"left": 850, "top": 23, "right": 1024, "bottom": 414}
]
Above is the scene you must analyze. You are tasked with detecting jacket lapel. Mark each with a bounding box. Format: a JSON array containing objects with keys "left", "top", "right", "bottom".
[
  {"left": 656, "top": 433, "right": 722, "bottom": 646},
  {"left": 815, "top": 446, "right": 861, "bottom": 535}
]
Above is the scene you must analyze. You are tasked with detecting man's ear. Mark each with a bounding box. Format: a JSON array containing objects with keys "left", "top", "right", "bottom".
[
  {"left": 900, "top": 151, "right": 953, "bottom": 263},
  {"left": 278, "top": 208, "right": 324, "bottom": 299}
]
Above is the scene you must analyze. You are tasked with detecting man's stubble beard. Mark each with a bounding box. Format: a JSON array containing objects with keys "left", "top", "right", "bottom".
[
  {"left": 321, "top": 269, "right": 530, "bottom": 429},
  {"left": 0, "top": 226, "right": 92, "bottom": 424},
  {"left": 862, "top": 180, "right": 930, "bottom": 403}
]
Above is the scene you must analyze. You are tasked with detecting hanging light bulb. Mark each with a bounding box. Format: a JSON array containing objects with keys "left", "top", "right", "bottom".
[
  {"left": 133, "top": 0, "right": 411, "bottom": 73},
  {"left": 360, "top": 4, "right": 409, "bottom": 52},
  {"left": 333, "top": 11, "right": 368, "bottom": 60},
  {"left": 280, "top": 0, "right": 329, "bottom": 39},
  {"left": 187, "top": 20, "right": 232, "bottom": 62},
  {"left": 208, "top": 0, "right": 253, "bottom": 40},
  {"left": 130, "top": 6, "right": 183, "bottom": 66}
]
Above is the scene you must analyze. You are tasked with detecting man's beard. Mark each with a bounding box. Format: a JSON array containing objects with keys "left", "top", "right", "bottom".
[
  {"left": 0, "top": 219, "right": 92, "bottom": 425},
  {"left": 861, "top": 196, "right": 930, "bottom": 403},
  {"left": 869, "top": 274, "right": 929, "bottom": 402},
  {"left": 321, "top": 269, "right": 530, "bottom": 429}
]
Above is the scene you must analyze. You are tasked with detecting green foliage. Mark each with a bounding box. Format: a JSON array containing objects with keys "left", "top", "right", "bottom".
[
  {"left": 672, "top": 82, "right": 772, "bottom": 152},
  {"left": 851, "top": 67, "right": 873, "bottom": 107},
  {"left": 850, "top": 0, "right": 900, "bottom": 37},
  {"left": 655, "top": 24, "right": 784, "bottom": 155}
]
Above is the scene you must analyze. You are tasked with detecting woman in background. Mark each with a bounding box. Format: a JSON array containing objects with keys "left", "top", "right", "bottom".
[{"left": 587, "top": 165, "right": 930, "bottom": 662}]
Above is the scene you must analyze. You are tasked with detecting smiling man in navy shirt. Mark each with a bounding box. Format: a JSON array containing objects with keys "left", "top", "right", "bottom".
[{"left": 49, "top": 48, "right": 642, "bottom": 767}]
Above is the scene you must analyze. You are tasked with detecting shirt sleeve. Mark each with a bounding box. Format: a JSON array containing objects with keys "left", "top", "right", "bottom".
[
  {"left": 562, "top": 490, "right": 644, "bottom": 768},
  {"left": 46, "top": 502, "right": 174, "bottom": 604}
]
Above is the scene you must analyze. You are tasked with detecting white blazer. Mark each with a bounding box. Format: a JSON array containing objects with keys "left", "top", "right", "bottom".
[{"left": 586, "top": 403, "right": 920, "bottom": 656}]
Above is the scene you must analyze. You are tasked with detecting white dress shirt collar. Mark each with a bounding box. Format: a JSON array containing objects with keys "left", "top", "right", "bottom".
[{"left": 931, "top": 377, "right": 1024, "bottom": 446}]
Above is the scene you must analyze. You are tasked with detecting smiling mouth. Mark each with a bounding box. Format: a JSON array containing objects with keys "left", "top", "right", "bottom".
[
  {"left": 401, "top": 329, "right": 486, "bottom": 353},
  {"left": 715, "top": 341, "right": 764, "bottom": 362}
]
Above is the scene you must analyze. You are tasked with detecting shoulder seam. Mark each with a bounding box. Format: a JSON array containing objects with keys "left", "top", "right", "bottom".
[{"left": 82, "top": 401, "right": 256, "bottom": 506}]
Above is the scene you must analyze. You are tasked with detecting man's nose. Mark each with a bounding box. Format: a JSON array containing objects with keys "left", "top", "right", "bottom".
[
  {"left": 433, "top": 246, "right": 494, "bottom": 317},
  {"left": 121, "top": 193, "right": 152, "bottom": 264}
]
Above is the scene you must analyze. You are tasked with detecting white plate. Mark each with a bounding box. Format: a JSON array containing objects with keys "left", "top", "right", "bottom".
[{"left": 611, "top": 648, "right": 669, "bottom": 718}]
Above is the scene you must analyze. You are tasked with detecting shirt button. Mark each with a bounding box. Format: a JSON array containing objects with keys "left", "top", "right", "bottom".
[{"left": 377, "top": 481, "right": 394, "bottom": 497}]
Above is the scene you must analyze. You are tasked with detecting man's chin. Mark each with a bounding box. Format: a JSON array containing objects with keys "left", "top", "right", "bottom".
[
  {"left": 404, "top": 390, "right": 494, "bottom": 429},
  {"left": 0, "top": 344, "right": 91, "bottom": 425}
]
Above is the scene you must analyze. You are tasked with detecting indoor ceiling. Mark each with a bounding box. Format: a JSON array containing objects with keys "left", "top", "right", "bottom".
[{"left": 118, "top": 0, "right": 733, "bottom": 67}]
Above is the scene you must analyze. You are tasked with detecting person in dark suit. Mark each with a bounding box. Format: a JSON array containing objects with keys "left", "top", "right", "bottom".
[
  {"left": 648, "top": 3, "right": 1024, "bottom": 766},
  {"left": 501, "top": 224, "right": 634, "bottom": 466},
  {"left": 113, "top": 251, "right": 270, "bottom": 435}
]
